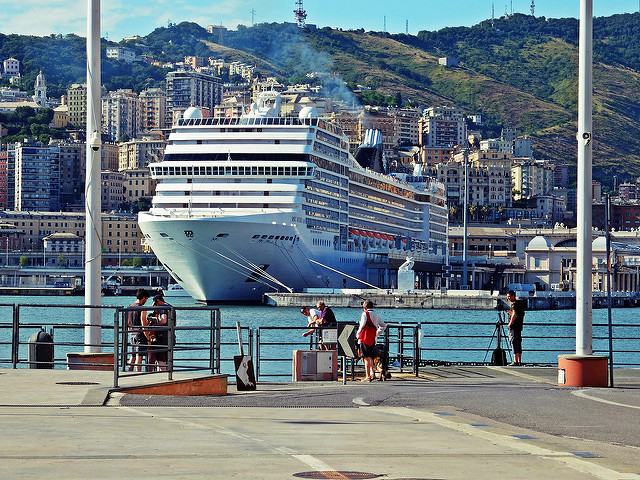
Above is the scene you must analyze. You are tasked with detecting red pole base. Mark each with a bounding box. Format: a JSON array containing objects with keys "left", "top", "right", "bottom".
[{"left": 558, "top": 354, "right": 608, "bottom": 387}]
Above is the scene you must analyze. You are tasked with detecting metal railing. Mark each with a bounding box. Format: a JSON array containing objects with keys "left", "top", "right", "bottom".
[
  {"left": 3, "top": 305, "right": 640, "bottom": 384},
  {"left": 113, "top": 305, "right": 221, "bottom": 388}
]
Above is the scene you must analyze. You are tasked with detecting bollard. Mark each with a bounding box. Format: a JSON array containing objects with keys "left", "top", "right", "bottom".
[{"left": 27, "top": 329, "right": 54, "bottom": 369}]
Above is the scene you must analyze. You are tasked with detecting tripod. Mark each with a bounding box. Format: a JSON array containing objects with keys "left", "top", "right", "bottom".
[{"left": 483, "top": 309, "right": 512, "bottom": 365}]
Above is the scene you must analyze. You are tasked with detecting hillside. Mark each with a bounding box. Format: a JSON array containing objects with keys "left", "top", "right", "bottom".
[{"left": 4, "top": 13, "right": 640, "bottom": 188}]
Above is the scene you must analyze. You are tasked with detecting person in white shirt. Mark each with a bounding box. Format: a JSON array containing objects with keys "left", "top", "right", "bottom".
[
  {"left": 300, "top": 306, "right": 321, "bottom": 337},
  {"left": 357, "top": 300, "right": 386, "bottom": 381}
]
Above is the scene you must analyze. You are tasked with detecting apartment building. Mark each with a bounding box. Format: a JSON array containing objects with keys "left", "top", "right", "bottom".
[
  {"left": 438, "top": 149, "right": 513, "bottom": 211},
  {"left": 420, "top": 147, "right": 453, "bottom": 167},
  {"left": 2, "top": 58, "right": 20, "bottom": 78},
  {"left": 0, "top": 150, "right": 7, "bottom": 208},
  {"left": 419, "top": 106, "right": 467, "bottom": 148},
  {"left": 394, "top": 108, "right": 421, "bottom": 146},
  {"left": 511, "top": 159, "right": 555, "bottom": 199},
  {"left": 123, "top": 168, "right": 153, "bottom": 202},
  {"left": 106, "top": 47, "right": 136, "bottom": 63},
  {"left": 101, "top": 171, "right": 125, "bottom": 211},
  {"left": 184, "top": 56, "right": 204, "bottom": 69},
  {"left": 139, "top": 88, "right": 167, "bottom": 131},
  {"left": 58, "top": 142, "right": 85, "bottom": 209},
  {"left": 52, "top": 105, "right": 69, "bottom": 128},
  {"left": 102, "top": 89, "right": 141, "bottom": 141},
  {"left": 165, "top": 69, "right": 223, "bottom": 126},
  {"left": 66, "top": 84, "right": 87, "bottom": 128},
  {"left": 0, "top": 211, "right": 144, "bottom": 254},
  {"left": 14, "top": 142, "right": 60, "bottom": 211},
  {"left": 118, "top": 138, "right": 166, "bottom": 170},
  {"left": 101, "top": 143, "right": 120, "bottom": 171}
]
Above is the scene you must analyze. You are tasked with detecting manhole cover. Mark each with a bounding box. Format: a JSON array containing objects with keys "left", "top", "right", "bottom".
[
  {"left": 293, "top": 472, "right": 381, "bottom": 479},
  {"left": 56, "top": 382, "right": 100, "bottom": 385}
]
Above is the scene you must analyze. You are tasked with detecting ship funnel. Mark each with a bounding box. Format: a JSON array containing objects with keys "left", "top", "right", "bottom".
[{"left": 355, "top": 129, "right": 386, "bottom": 174}]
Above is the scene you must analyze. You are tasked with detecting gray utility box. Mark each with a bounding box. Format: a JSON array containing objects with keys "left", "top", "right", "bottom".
[{"left": 292, "top": 350, "right": 337, "bottom": 381}]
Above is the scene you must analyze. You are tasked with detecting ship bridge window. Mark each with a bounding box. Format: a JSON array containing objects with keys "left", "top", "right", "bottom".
[
  {"left": 261, "top": 235, "right": 268, "bottom": 239},
  {"left": 215, "top": 233, "right": 229, "bottom": 238},
  {"left": 159, "top": 233, "right": 169, "bottom": 238},
  {"left": 252, "top": 234, "right": 260, "bottom": 239}
]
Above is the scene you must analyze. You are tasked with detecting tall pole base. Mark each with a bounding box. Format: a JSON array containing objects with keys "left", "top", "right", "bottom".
[{"left": 558, "top": 354, "right": 608, "bottom": 387}]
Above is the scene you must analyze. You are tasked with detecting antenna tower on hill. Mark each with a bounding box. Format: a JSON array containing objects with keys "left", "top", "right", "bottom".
[
  {"left": 531, "top": 0, "right": 535, "bottom": 16},
  {"left": 294, "top": 0, "right": 307, "bottom": 28},
  {"left": 491, "top": 3, "right": 495, "bottom": 28},
  {"left": 251, "top": 9, "right": 256, "bottom": 26},
  {"left": 406, "top": 19, "right": 408, "bottom": 35}
]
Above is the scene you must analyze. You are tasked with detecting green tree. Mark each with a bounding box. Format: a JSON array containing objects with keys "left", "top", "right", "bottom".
[
  {"left": 134, "top": 197, "right": 152, "bottom": 213},
  {"left": 57, "top": 254, "right": 67, "bottom": 267},
  {"left": 469, "top": 204, "right": 478, "bottom": 220},
  {"left": 19, "top": 256, "right": 29, "bottom": 267},
  {"left": 132, "top": 257, "right": 144, "bottom": 268}
]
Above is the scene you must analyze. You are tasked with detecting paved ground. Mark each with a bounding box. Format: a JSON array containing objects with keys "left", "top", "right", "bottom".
[{"left": 1, "top": 366, "right": 640, "bottom": 479}]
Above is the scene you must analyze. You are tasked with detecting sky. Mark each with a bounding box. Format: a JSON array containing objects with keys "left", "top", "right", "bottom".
[{"left": 1, "top": 0, "right": 639, "bottom": 41}]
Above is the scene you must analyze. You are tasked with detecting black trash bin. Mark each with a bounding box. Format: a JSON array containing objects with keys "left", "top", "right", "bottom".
[{"left": 28, "top": 330, "right": 54, "bottom": 369}]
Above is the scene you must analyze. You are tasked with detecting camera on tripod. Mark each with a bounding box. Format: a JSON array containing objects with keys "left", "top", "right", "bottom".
[{"left": 484, "top": 300, "right": 511, "bottom": 365}]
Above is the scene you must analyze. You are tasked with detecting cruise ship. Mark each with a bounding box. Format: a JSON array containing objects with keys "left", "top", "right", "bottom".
[{"left": 138, "top": 92, "right": 448, "bottom": 302}]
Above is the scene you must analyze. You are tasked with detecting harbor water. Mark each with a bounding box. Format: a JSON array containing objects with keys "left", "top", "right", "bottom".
[{"left": 1, "top": 295, "right": 638, "bottom": 378}]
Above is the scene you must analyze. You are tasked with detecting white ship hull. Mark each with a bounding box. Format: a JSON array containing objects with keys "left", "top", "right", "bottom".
[{"left": 139, "top": 211, "right": 368, "bottom": 303}]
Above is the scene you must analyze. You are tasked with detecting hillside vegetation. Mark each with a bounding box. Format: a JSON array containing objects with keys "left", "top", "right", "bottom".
[{"left": 3, "top": 13, "right": 640, "bottom": 188}]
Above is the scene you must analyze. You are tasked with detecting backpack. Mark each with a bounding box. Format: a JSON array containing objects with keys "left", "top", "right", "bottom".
[{"left": 358, "top": 311, "right": 377, "bottom": 346}]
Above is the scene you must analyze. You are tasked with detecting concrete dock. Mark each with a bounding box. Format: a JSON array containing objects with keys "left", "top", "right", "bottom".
[{"left": 1, "top": 366, "right": 640, "bottom": 479}]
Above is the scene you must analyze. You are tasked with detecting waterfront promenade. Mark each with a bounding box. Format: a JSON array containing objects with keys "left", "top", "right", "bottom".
[{"left": 1, "top": 366, "right": 640, "bottom": 479}]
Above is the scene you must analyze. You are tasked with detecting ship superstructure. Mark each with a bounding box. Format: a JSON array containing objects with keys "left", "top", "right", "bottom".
[{"left": 139, "top": 92, "right": 447, "bottom": 302}]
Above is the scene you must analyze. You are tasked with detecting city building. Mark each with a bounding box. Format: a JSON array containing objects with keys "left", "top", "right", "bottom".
[
  {"left": 0, "top": 211, "right": 145, "bottom": 254},
  {"left": 66, "top": 84, "right": 87, "bottom": 128},
  {"left": 14, "top": 142, "right": 60, "bottom": 212},
  {"left": 184, "top": 56, "right": 204, "bottom": 69},
  {"left": 618, "top": 182, "right": 636, "bottom": 201},
  {"left": 511, "top": 159, "right": 555, "bottom": 199},
  {"left": 0, "top": 87, "right": 29, "bottom": 102},
  {"left": 592, "top": 203, "right": 640, "bottom": 231},
  {"left": 101, "top": 171, "right": 125, "bottom": 211},
  {"left": 2, "top": 58, "right": 20, "bottom": 78},
  {"left": 123, "top": 168, "right": 153, "bottom": 203},
  {"left": 102, "top": 89, "right": 141, "bottom": 142},
  {"left": 165, "top": 70, "right": 223, "bottom": 126},
  {"left": 106, "top": 47, "right": 136, "bottom": 63},
  {"left": 419, "top": 106, "right": 467, "bottom": 148},
  {"left": 101, "top": 143, "right": 120, "bottom": 171},
  {"left": 43, "top": 233, "right": 84, "bottom": 267},
  {"left": 420, "top": 147, "right": 453, "bottom": 167},
  {"left": 118, "top": 138, "right": 166, "bottom": 170},
  {"left": 0, "top": 150, "right": 7, "bottom": 208},
  {"left": 139, "top": 88, "right": 167, "bottom": 131},
  {"left": 58, "top": 142, "right": 85, "bottom": 209},
  {"left": 394, "top": 108, "right": 421, "bottom": 147},
  {"left": 52, "top": 105, "right": 69, "bottom": 128},
  {"left": 480, "top": 138, "right": 512, "bottom": 153}
]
